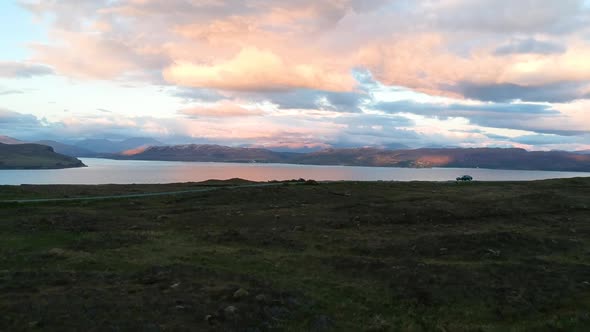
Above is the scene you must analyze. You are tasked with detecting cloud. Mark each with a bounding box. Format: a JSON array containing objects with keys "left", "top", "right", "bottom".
[
  {"left": 233, "top": 88, "right": 369, "bottom": 113},
  {"left": 2, "top": 104, "right": 586, "bottom": 151},
  {"left": 358, "top": 33, "right": 590, "bottom": 99},
  {"left": 172, "top": 87, "right": 227, "bottom": 102},
  {"left": 0, "top": 108, "right": 50, "bottom": 140},
  {"left": 30, "top": 31, "right": 167, "bottom": 81},
  {"left": 0, "top": 61, "right": 54, "bottom": 78},
  {"left": 11, "top": 0, "right": 590, "bottom": 151},
  {"left": 0, "top": 89, "right": 25, "bottom": 96},
  {"left": 494, "top": 38, "right": 567, "bottom": 56},
  {"left": 0, "top": 108, "right": 42, "bottom": 126},
  {"left": 371, "top": 99, "right": 588, "bottom": 135},
  {"left": 448, "top": 81, "right": 590, "bottom": 103},
  {"left": 374, "top": 100, "right": 558, "bottom": 118},
  {"left": 21, "top": 0, "right": 590, "bottom": 100},
  {"left": 179, "top": 101, "right": 265, "bottom": 117},
  {"left": 429, "top": 0, "right": 587, "bottom": 34},
  {"left": 164, "top": 47, "right": 355, "bottom": 92}
]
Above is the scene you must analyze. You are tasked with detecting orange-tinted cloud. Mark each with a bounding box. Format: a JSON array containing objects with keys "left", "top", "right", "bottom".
[
  {"left": 12, "top": 0, "right": 590, "bottom": 151},
  {"left": 23, "top": 0, "right": 590, "bottom": 97},
  {"left": 164, "top": 47, "right": 355, "bottom": 92}
]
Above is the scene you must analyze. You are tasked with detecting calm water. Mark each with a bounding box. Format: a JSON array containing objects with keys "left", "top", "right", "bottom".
[
  {"left": 0, "top": 158, "right": 590, "bottom": 185},
  {"left": 0, "top": 158, "right": 589, "bottom": 185}
]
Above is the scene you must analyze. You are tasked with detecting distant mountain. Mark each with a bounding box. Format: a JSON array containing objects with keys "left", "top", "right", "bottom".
[
  {"left": 116, "top": 145, "right": 590, "bottom": 172},
  {"left": 120, "top": 144, "right": 294, "bottom": 163},
  {"left": 34, "top": 140, "right": 95, "bottom": 157},
  {"left": 575, "top": 150, "right": 590, "bottom": 155},
  {"left": 75, "top": 137, "right": 163, "bottom": 153},
  {"left": 420, "top": 144, "right": 459, "bottom": 149},
  {"left": 0, "top": 143, "right": 86, "bottom": 169},
  {"left": 383, "top": 143, "right": 410, "bottom": 150},
  {"left": 0, "top": 135, "right": 24, "bottom": 144}
]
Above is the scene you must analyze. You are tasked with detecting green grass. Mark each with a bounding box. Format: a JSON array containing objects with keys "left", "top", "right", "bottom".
[{"left": 1, "top": 178, "right": 590, "bottom": 331}]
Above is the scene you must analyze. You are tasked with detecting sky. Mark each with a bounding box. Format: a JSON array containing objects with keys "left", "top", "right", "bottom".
[{"left": 0, "top": 0, "right": 589, "bottom": 151}]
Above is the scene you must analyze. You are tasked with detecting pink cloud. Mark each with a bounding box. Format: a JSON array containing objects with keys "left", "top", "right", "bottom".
[
  {"left": 24, "top": 0, "right": 590, "bottom": 98},
  {"left": 164, "top": 47, "right": 355, "bottom": 92}
]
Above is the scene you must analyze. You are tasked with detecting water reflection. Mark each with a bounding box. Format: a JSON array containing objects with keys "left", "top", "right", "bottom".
[{"left": 0, "top": 158, "right": 588, "bottom": 185}]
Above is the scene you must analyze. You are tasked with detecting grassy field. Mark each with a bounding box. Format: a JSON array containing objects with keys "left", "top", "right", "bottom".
[{"left": 1, "top": 178, "right": 590, "bottom": 331}]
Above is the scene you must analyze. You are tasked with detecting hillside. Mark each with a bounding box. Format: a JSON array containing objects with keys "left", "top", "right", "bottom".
[
  {"left": 0, "top": 135, "right": 24, "bottom": 144},
  {"left": 0, "top": 143, "right": 86, "bottom": 169},
  {"left": 75, "top": 137, "right": 163, "bottom": 154},
  {"left": 297, "top": 147, "right": 590, "bottom": 171},
  {"left": 121, "top": 144, "right": 295, "bottom": 163},
  {"left": 1, "top": 178, "right": 590, "bottom": 330},
  {"left": 119, "top": 145, "right": 590, "bottom": 172}
]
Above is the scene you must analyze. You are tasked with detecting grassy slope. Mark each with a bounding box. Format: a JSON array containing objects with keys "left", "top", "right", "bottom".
[
  {"left": 0, "top": 143, "right": 85, "bottom": 169},
  {"left": 1, "top": 178, "right": 590, "bottom": 331}
]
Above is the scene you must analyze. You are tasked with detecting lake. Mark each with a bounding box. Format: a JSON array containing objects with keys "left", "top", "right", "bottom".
[{"left": 0, "top": 158, "right": 589, "bottom": 185}]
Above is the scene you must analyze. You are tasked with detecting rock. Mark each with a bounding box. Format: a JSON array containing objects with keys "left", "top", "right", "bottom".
[
  {"left": 48, "top": 248, "right": 67, "bottom": 257},
  {"left": 224, "top": 305, "right": 238, "bottom": 319},
  {"left": 156, "top": 215, "right": 170, "bottom": 221},
  {"left": 293, "top": 225, "right": 305, "bottom": 232},
  {"left": 233, "top": 288, "right": 249, "bottom": 299}
]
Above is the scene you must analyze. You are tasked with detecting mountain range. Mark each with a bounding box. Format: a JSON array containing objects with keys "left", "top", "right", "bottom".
[
  {"left": 117, "top": 144, "right": 590, "bottom": 172},
  {"left": 0, "top": 136, "right": 162, "bottom": 156},
  {"left": 72, "top": 137, "right": 163, "bottom": 154},
  {"left": 2, "top": 134, "right": 590, "bottom": 172}
]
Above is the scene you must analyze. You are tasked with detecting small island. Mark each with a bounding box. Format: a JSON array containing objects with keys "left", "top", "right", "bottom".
[{"left": 0, "top": 143, "right": 86, "bottom": 170}]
